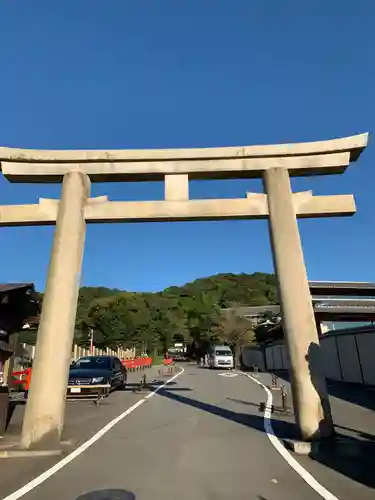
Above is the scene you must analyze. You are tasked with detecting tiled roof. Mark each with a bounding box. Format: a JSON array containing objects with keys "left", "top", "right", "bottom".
[
  {"left": 308, "top": 281, "right": 375, "bottom": 297},
  {"left": 224, "top": 299, "right": 375, "bottom": 318},
  {"left": 309, "top": 281, "right": 375, "bottom": 289},
  {"left": 0, "top": 283, "right": 34, "bottom": 293},
  {"left": 223, "top": 305, "right": 280, "bottom": 316},
  {"left": 314, "top": 299, "right": 375, "bottom": 314}
]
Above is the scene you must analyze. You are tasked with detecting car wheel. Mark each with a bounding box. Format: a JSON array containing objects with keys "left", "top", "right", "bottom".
[{"left": 119, "top": 375, "right": 126, "bottom": 390}]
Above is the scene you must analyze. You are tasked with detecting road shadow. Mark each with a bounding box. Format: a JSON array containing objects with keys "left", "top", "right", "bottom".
[
  {"left": 311, "top": 440, "right": 375, "bottom": 490},
  {"left": 3, "top": 401, "right": 25, "bottom": 436},
  {"left": 150, "top": 386, "right": 193, "bottom": 392},
  {"left": 157, "top": 387, "right": 296, "bottom": 440},
  {"left": 267, "top": 361, "right": 375, "bottom": 491},
  {"left": 273, "top": 368, "right": 375, "bottom": 413},
  {"left": 226, "top": 397, "right": 262, "bottom": 410},
  {"left": 335, "top": 424, "right": 375, "bottom": 442},
  {"left": 76, "top": 490, "right": 135, "bottom": 500},
  {"left": 159, "top": 383, "right": 375, "bottom": 491},
  {"left": 148, "top": 380, "right": 177, "bottom": 386},
  {"left": 6, "top": 400, "right": 25, "bottom": 430},
  {"left": 117, "top": 380, "right": 180, "bottom": 392},
  {"left": 326, "top": 380, "right": 375, "bottom": 412}
]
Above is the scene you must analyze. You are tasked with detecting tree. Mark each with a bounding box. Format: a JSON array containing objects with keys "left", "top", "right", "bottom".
[
  {"left": 214, "top": 309, "right": 255, "bottom": 367},
  {"left": 26, "top": 272, "right": 279, "bottom": 352},
  {"left": 254, "top": 312, "right": 282, "bottom": 344},
  {"left": 85, "top": 293, "right": 151, "bottom": 349},
  {"left": 142, "top": 294, "right": 188, "bottom": 353},
  {"left": 83, "top": 292, "right": 188, "bottom": 354},
  {"left": 74, "top": 287, "right": 121, "bottom": 343},
  {"left": 179, "top": 292, "right": 221, "bottom": 356},
  {"left": 164, "top": 272, "right": 278, "bottom": 309}
]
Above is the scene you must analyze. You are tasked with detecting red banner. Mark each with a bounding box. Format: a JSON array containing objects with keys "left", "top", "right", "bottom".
[
  {"left": 122, "top": 357, "right": 152, "bottom": 370},
  {"left": 12, "top": 368, "right": 32, "bottom": 390}
]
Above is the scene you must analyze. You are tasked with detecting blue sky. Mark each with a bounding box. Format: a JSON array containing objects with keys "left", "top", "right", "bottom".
[{"left": 0, "top": 1, "right": 374, "bottom": 292}]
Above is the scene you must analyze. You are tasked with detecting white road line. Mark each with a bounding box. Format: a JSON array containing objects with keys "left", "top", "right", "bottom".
[
  {"left": 3, "top": 368, "right": 185, "bottom": 500},
  {"left": 242, "top": 372, "right": 339, "bottom": 500},
  {"left": 218, "top": 372, "right": 238, "bottom": 377}
]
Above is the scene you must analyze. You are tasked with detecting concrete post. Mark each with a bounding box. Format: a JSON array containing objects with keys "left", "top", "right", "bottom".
[
  {"left": 21, "top": 170, "right": 90, "bottom": 449},
  {"left": 263, "top": 167, "right": 333, "bottom": 441}
]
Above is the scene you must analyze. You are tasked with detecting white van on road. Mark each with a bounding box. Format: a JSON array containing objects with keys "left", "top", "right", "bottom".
[{"left": 208, "top": 345, "right": 234, "bottom": 369}]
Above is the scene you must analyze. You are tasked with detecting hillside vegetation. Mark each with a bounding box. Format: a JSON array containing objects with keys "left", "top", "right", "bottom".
[{"left": 19, "top": 273, "right": 278, "bottom": 354}]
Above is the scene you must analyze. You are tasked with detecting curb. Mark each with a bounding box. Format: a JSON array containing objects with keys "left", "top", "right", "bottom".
[
  {"left": 283, "top": 437, "right": 375, "bottom": 457},
  {"left": 0, "top": 448, "right": 63, "bottom": 459}
]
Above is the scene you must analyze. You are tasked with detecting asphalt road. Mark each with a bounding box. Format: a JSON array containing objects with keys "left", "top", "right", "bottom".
[{"left": 2, "top": 364, "right": 375, "bottom": 500}]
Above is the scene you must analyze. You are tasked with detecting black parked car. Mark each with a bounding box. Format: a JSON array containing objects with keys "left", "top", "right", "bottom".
[{"left": 67, "top": 356, "right": 127, "bottom": 399}]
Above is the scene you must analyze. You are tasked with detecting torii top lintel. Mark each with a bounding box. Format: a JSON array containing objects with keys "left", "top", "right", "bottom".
[{"left": 0, "top": 133, "right": 368, "bottom": 183}]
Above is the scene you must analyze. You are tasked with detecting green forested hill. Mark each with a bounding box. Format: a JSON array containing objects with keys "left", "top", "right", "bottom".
[
  {"left": 20, "top": 273, "right": 278, "bottom": 352},
  {"left": 164, "top": 272, "right": 278, "bottom": 307}
]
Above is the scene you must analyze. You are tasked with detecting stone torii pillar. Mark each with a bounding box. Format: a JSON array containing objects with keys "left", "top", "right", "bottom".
[
  {"left": 264, "top": 168, "right": 333, "bottom": 440},
  {"left": 21, "top": 170, "right": 90, "bottom": 449}
]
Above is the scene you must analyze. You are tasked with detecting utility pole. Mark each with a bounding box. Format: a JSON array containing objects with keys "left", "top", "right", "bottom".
[{"left": 89, "top": 328, "right": 94, "bottom": 354}]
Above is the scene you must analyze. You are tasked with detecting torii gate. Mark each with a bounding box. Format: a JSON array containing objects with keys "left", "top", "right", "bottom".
[{"left": 0, "top": 132, "right": 368, "bottom": 449}]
